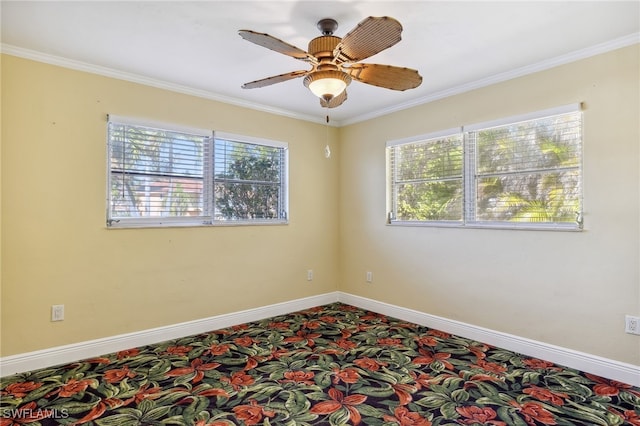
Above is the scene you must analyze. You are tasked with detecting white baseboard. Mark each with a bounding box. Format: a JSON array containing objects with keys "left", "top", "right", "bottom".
[
  {"left": 0, "top": 292, "right": 339, "bottom": 377},
  {"left": 2, "top": 291, "right": 638, "bottom": 387},
  {"left": 337, "top": 292, "right": 640, "bottom": 387}
]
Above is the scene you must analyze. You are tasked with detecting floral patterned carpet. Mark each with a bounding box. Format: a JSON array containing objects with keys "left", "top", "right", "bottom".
[{"left": 1, "top": 303, "right": 639, "bottom": 425}]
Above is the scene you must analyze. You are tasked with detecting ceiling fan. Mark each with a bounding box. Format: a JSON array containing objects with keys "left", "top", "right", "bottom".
[{"left": 239, "top": 16, "right": 423, "bottom": 108}]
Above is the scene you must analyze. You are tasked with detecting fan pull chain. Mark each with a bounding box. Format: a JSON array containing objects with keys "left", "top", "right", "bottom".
[{"left": 324, "top": 114, "right": 331, "bottom": 158}]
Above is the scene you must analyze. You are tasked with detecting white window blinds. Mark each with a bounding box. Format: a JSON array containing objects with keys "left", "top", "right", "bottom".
[
  {"left": 468, "top": 110, "right": 582, "bottom": 225},
  {"left": 108, "top": 120, "right": 212, "bottom": 226},
  {"left": 107, "top": 117, "right": 288, "bottom": 228},
  {"left": 213, "top": 134, "right": 288, "bottom": 221},
  {"left": 387, "top": 130, "right": 463, "bottom": 222},
  {"left": 387, "top": 104, "right": 583, "bottom": 230}
]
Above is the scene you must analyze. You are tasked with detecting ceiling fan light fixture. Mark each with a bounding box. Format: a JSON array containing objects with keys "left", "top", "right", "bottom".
[
  {"left": 304, "top": 70, "right": 351, "bottom": 100},
  {"left": 240, "top": 16, "right": 421, "bottom": 109}
]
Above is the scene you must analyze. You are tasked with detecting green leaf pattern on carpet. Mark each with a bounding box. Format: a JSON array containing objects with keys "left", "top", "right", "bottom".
[{"left": 1, "top": 303, "right": 639, "bottom": 425}]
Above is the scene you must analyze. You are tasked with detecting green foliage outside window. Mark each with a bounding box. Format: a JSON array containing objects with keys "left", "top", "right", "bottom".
[
  {"left": 108, "top": 120, "right": 287, "bottom": 227},
  {"left": 215, "top": 154, "right": 282, "bottom": 220},
  {"left": 475, "top": 115, "right": 581, "bottom": 223},
  {"left": 388, "top": 110, "right": 582, "bottom": 228},
  {"left": 392, "top": 136, "right": 464, "bottom": 221}
]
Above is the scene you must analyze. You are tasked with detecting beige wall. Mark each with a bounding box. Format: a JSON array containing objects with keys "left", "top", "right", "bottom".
[
  {"left": 2, "top": 45, "right": 639, "bottom": 366},
  {"left": 0, "top": 54, "right": 3, "bottom": 356},
  {"left": 339, "top": 45, "right": 640, "bottom": 365},
  {"left": 1, "top": 55, "right": 339, "bottom": 355}
]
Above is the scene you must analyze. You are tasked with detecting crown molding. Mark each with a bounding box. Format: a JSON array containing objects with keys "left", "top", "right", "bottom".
[
  {"left": 2, "top": 32, "right": 638, "bottom": 128},
  {"left": 341, "top": 32, "right": 640, "bottom": 126},
  {"left": 0, "top": 44, "right": 328, "bottom": 126}
]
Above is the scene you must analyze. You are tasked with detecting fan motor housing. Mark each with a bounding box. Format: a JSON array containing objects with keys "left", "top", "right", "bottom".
[{"left": 308, "top": 35, "right": 340, "bottom": 59}]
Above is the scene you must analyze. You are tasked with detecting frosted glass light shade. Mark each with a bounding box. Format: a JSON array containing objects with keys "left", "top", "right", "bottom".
[
  {"left": 304, "top": 70, "right": 351, "bottom": 100},
  {"left": 309, "top": 77, "right": 347, "bottom": 98}
]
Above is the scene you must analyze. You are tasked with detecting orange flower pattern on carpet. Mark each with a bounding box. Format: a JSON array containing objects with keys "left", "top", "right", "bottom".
[{"left": 1, "top": 303, "right": 638, "bottom": 425}]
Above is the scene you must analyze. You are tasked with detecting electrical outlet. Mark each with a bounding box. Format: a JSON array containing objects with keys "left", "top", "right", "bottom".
[
  {"left": 625, "top": 315, "right": 640, "bottom": 335},
  {"left": 307, "top": 269, "right": 314, "bottom": 281},
  {"left": 51, "top": 305, "right": 64, "bottom": 321},
  {"left": 366, "top": 271, "right": 373, "bottom": 283}
]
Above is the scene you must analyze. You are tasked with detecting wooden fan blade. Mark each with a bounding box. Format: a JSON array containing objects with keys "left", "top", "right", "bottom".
[
  {"left": 333, "top": 16, "right": 402, "bottom": 63},
  {"left": 242, "top": 70, "right": 310, "bottom": 89},
  {"left": 239, "top": 30, "right": 315, "bottom": 62},
  {"left": 344, "top": 63, "right": 422, "bottom": 91},
  {"left": 320, "top": 90, "right": 348, "bottom": 108}
]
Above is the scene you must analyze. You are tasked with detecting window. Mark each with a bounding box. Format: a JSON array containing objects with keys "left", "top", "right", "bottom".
[
  {"left": 387, "top": 104, "right": 583, "bottom": 230},
  {"left": 107, "top": 116, "right": 288, "bottom": 228},
  {"left": 388, "top": 129, "right": 464, "bottom": 222}
]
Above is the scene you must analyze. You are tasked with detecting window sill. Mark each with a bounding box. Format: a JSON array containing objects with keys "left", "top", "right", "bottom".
[
  {"left": 107, "top": 219, "right": 289, "bottom": 229},
  {"left": 388, "top": 220, "right": 583, "bottom": 232}
]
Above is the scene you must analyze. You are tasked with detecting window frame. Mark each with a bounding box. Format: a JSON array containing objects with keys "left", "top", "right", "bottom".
[
  {"left": 386, "top": 104, "right": 583, "bottom": 231},
  {"left": 212, "top": 131, "right": 289, "bottom": 225},
  {"left": 106, "top": 116, "right": 289, "bottom": 229},
  {"left": 386, "top": 128, "right": 464, "bottom": 227}
]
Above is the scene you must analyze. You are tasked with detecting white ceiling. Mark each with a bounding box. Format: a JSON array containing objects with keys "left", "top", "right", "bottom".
[{"left": 2, "top": 1, "right": 639, "bottom": 125}]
